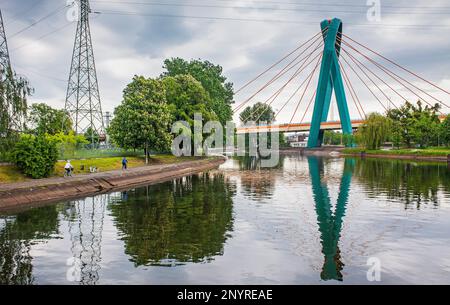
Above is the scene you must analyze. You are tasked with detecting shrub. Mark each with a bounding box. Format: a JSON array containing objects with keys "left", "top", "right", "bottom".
[{"left": 11, "top": 134, "right": 58, "bottom": 179}]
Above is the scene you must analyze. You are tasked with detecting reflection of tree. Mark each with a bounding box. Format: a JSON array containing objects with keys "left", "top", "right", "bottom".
[
  {"left": 109, "top": 172, "right": 235, "bottom": 267},
  {"left": 236, "top": 155, "right": 284, "bottom": 200},
  {"left": 354, "top": 159, "right": 449, "bottom": 208},
  {"left": 65, "top": 195, "right": 107, "bottom": 285},
  {"left": 308, "top": 157, "right": 354, "bottom": 281},
  {"left": 0, "top": 206, "right": 59, "bottom": 284}
]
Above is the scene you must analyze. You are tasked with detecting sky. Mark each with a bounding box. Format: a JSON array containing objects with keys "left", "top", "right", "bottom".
[{"left": 1, "top": 0, "right": 450, "bottom": 124}]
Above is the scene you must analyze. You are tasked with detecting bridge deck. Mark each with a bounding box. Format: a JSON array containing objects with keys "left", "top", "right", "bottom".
[{"left": 236, "top": 120, "right": 365, "bottom": 134}]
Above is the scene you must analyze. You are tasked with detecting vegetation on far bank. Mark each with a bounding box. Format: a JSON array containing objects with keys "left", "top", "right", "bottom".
[{"left": 342, "top": 147, "right": 450, "bottom": 157}]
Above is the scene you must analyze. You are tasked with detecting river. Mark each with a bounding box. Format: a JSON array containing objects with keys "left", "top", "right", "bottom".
[{"left": 1, "top": 155, "right": 449, "bottom": 284}]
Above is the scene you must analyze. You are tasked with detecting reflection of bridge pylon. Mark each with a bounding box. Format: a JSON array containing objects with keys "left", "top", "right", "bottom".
[
  {"left": 308, "top": 157, "right": 354, "bottom": 281},
  {"left": 67, "top": 195, "right": 107, "bottom": 285}
]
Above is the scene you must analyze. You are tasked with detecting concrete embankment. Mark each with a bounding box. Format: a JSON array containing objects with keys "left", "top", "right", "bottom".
[{"left": 0, "top": 157, "right": 226, "bottom": 212}]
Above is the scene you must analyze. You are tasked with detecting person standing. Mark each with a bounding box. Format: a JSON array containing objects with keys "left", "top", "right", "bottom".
[{"left": 122, "top": 157, "right": 128, "bottom": 170}]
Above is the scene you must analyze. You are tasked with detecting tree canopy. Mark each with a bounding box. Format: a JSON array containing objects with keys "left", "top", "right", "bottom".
[
  {"left": 387, "top": 101, "right": 441, "bottom": 148},
  {"left": 28, "top": 103, "right": 72, "bottom": 135},
  {"left": 239, "top": 102, "right": 275, "bottom": 125},
  {"left": 108, "top": 76, "right": 172, "bottom": 162},
  {"left": 161, "top": 58, "right": 234, "bottom": 125},
  {"left": 162, "top": 74, "right": 218, "bottom": 124}
]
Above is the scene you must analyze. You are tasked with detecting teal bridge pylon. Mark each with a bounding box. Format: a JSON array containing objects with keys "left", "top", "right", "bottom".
[{"left": 307, "top": 18, "right": 352, "bottom": 148}]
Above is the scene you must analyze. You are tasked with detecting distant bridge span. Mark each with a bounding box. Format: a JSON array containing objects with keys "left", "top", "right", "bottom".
[
  {"left": 236, "top": 120, "right": 364, "bottom": 134},
  {"left": 236, "top": 115, "right": 447, "bottom": 134}
]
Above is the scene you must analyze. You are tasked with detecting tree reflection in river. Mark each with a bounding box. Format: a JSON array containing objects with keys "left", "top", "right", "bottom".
[
  {"left": 109, "top": 172, "right": 235, "bottom": 267},
  {"left": 0, "top": 206, "right": 59, "bottom": 284},
  {"left": 354, "top": 158, "right": 450, "bottom": 208}
]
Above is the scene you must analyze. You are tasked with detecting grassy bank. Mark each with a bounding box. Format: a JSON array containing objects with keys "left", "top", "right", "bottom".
[
  {"left": 343, "top": 147, "right": 450, "bottom": 157},
  {"left": 0, "top": 155, "right": 198, "bottom": 184}
]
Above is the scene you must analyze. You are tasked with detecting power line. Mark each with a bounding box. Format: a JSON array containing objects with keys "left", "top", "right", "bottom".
[
  {"left": 90, "top": 0, "right": 450, "bottom": 15},
  {"left": 10, "top": 21, "right": 74, "bottom": 52},
  {"left": 201, "top": 0, "right": 450, "bottom": 11},
  {"left": 8, "top": 4, "right": 67, "bottom": 39},
  {"left": 95, "top": 10, "right": 450, "bottom": 29}
]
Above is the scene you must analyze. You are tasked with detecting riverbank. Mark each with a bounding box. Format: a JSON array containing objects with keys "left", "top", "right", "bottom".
[
  {"left": 0, "top": 156, "right": 226, "bottom": 212},
  {"left": 342, "top": 148, "right": 450, "bottom": 162}
]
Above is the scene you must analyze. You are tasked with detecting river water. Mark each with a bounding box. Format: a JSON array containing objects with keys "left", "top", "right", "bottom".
[{"left": 1, "top": 155, "right": 450, "bottom": 285}]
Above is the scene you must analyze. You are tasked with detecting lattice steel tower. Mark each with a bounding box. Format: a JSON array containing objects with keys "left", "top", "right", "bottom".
[
  {"left": 0, "top": 9, "right": 12, "bottom": 73},
  {"left": 65, "top": 0, "right": 104, "bottom": 140}
]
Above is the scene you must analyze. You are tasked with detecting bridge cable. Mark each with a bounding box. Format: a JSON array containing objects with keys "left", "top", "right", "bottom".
[
  {"left": 300, "top": 90, "right": 317, "bottom": 124},
  {"left": 234, "top": 34, "right": 326, "bottom": 113},
  {"left": 289, "top": 53, "right": 323, "bottom": 126},
  {"left": 234, "top": 33, "right": 326, "bottom": 113},
  {"left": 235, "top": 27, "right": 328, "bottom": 95},
  {"left": 249, "top": 48, "right": 324, "bottom": 123},
  {"left": 335, "top": 50, "right": 366, "bottom": 119},
  {"left": 338, "top": 36, "right": 449, "bottom": 109},
  {"left": 339, "top": 54, "right": 389, "bottom": 112},
  {"left": 336, "top": 40, "right": 410, "bottom": 105},
  {"left": 338, "top": 58, "right": 365, "bottom": 120},
  {"left": 342, "top": 33, "right": 450, "bottom": 97},
  {"left": 339, "top": 50, "right": 399, "bottom": 110}
]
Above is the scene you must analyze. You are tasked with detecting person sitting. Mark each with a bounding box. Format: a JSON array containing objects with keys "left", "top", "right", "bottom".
[{"left": 64, "top": 160, "right": 74, "bottom": 177}]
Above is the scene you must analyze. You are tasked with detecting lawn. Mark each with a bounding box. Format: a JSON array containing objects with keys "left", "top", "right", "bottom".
[{"left": 0, "top": 154, "right": 200, "bottom": 183}]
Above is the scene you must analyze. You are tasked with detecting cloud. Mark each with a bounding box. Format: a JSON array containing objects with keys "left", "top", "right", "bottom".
[{"left": 2, "top": 0, "right": 449, "bottom": 123}]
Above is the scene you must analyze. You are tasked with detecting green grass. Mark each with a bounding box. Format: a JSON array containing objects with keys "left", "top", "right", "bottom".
[
  {"left": 0, "top": 154, "right": 201, "bottom": 183},
  {"left": 343, "top": 147, "right": 450, "bottom": 157},
  {"left": 0, "top": 165, "right": 29, "bottom": 183},
  {"left": 59, "top": 148, "right": 145, "bottom": 160}
]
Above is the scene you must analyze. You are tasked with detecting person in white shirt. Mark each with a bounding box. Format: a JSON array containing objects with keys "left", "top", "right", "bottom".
[{"left": 64, "top": 160, "right": 74, "bottom": 177}]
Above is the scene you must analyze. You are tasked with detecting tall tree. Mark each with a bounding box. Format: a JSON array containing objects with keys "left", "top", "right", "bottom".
[
  {"left": 387, "top": 101, "right": 441, "bottom": 148},
  {"left": 108, "top": 76, "right": 172, "bottom": 163},
  {"left": 440, "top": 115, "right": 450, "bottom": 147},
  {"left": 239, "top": 102, "right": 275, "bottom": 125},
  {"left": 161, "top": 58, "right": 234, "bottom": 125},
  {"left": 28, "top": 103, "right": 72, "bottom": 135},
  {"left": 358, "top": 113, "right": 392, "bottom": 150},
  {"left": 0, "top": 66, "right": 31, "bottom": 155},
  {"left": 162, "top": 74, "right": 218, "bottom": 124}
]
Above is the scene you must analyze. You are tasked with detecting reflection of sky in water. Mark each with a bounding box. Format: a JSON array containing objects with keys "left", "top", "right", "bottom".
[{"left": 1, "top": 155, "right": 450, "bottom": 284}]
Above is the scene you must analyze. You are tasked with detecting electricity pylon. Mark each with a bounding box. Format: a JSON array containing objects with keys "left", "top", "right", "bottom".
[
  {"left": 65, "top": 0, "right": 104, "bottom": 143},
  {"left": 0, "top": 9, "right": 12, "bottom": 74}
]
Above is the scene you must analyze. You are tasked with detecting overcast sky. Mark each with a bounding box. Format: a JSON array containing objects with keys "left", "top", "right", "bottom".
[{"left": 2, "top": 0, "right": 450, "bottom": 124}]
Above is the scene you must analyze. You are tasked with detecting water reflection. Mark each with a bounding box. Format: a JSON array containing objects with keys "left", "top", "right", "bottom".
[
  {"left": 109, "top": 172, "right": 235, "bottom": 267},
  {"left": 354, "top": 158, "right": 450, "bottom": 208},
  {"left": 64, "top": 195, "right": 108, "bottom": 285},
  {"left": 0, "top": 206, "right": 59, "bottom": 284},
  {"left": 307, "top": 157, "right": 354, "bottom": 281},
  {"left": 0, "top": 155, "right": 449, "bottom": 284}
]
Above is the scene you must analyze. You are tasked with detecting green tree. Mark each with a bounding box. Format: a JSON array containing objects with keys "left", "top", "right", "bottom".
[
  {"left": 28, "top": 103, "right": 72, "bottom": 135},
  {"left": 440, "top": 115, "right": 450, "bottom": 147},
  {"left": 239, "top": 102, "right": 275, "bottom": 125},
  {"left": 47, "top": 131, "right": 89, "bottom": 159},
  {"left": 161, "top": 58, "right": 234, "bottom": 125},
  {"left": 162, "top": 74, "right": 218, "bottom": 124},
  {"left": 11, "top": 134, "right": 58, "bottom": 179},
  {"left": 0, "top": 66, "right": 32, "bottom": 158},
  {"left": 358, "top": 113, "right": 392, "bottom": 150},
  {"left": 387, "top": 101, "right": 441, "bottom": 148},
  {"left": 84, "top": 126, "right": 100, "bottom": 147},
  {"left": 108, "top": 76, "right": 172, "bottom": 163}
]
